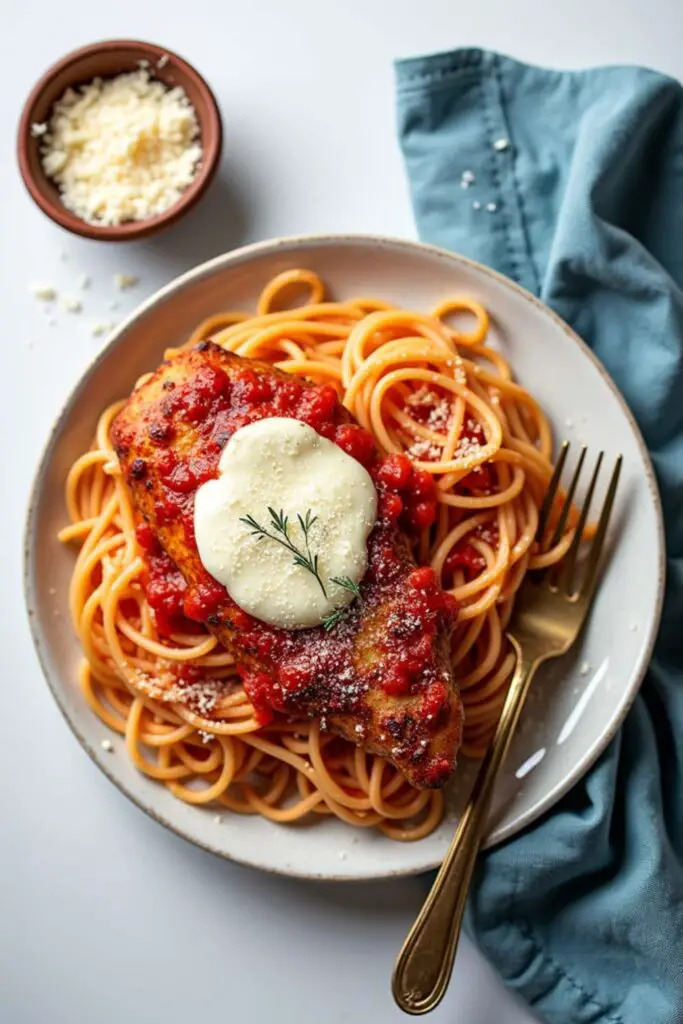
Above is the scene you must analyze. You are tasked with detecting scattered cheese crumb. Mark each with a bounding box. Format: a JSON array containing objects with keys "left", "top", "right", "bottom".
[
  {"left": 580, "top": 661, "right": 590, "bottom": 676},
  {"left": 339, "top": 851, "right": 347, "bottom": 860},
  {"left": 115, "top": 273, "right": 139, "bottom": 290},
  {"left": 108, "top": 300, "right": 120, "bottom": 311},
  {"left": 157, "top": 54, "right": 170, "bottom": 69},
  {"left": 407, "top": 386, "right": 439, "bottom": 407},
  {"left": 61, "top": 295, "right": 82, "bottom": 313},
  {"left": 460, "top": 169, "right": 476, "bottom": 188},
  {"left": 137, "top": 58, "right": 150, "bottom": 69},
  {"left": 91, "top": 321, "right": 116, "bottom": 337},
  {"left": 213, "top": 815, "right": 222, "bottom": 824},
  {"left": 486, "top": 202, "right": 498, "bottom": 213},
  {"left": 30, "top": 122, "right": 48, "bottom": 138},
  {"left": 39, "top": 70, "right": 202, "bottom": 226},
  {"left": 472, "top": 200, "right": 481, "bottom": 210},
  {"left": 101, "top": 739, "right": 114, "bottom": 752},
  {"left": 454, "top": 433, "right": 483, "bottom": 459},
  {"left": 493, "top": 138, "right": 510, "bottom": 151},
  {"left": 407, "top": 438, "right": 442, "bottom": 460},
  {"left": 79, "top": 274, "right": 91, "bottom": 289},
  {"left": 47, "top": 317, "right": 56, "bottom": 327},
  {"left": 31, "top": 284, "right": 56, "bottom": 301},
  {"left": 629, "top": 623, "right": 638, "bottom": 632}
]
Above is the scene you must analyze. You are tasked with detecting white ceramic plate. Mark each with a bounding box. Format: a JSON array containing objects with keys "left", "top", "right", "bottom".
[{"left": 25, "top": 235, "right": 665, "bottom": 881}]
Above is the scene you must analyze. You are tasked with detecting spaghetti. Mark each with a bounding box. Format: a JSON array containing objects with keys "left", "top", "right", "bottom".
[{"left": 59, "top": 268, "right": 577, "bottom": 841}]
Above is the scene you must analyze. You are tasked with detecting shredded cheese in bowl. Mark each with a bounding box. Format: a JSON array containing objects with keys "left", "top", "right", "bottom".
[{"left": 38, "top": 70, "right": 203, "bottom": 226}]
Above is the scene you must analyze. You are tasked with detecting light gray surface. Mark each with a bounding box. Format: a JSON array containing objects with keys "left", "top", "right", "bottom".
[{"left": 2, "top": 2, "right": 681, "bottom": 1022}]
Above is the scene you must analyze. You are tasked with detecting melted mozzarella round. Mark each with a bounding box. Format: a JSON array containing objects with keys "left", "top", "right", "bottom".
[{"left": 194, "top": 417, "right": 378, "bottom": 629}]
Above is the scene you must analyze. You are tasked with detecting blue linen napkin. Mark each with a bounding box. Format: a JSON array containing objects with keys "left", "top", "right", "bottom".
[{"left": 396, "top": 48, "right": 683, "bottom": 1024}]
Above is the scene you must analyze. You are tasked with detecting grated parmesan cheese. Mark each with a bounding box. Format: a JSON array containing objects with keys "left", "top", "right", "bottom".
[
  {"left": 91, "top": 321, "right": 116, "bottom": 337},
  {"left": 427, "top": 401, "right": 451, "bottom": 431},
  {"left": 40, "top": 70, "right": 202, "bottom": 226},
  {"left": 115, "top": 273, "right": 139, "bottom": 290},
  {"left": 31, "top": 284, "right": 56, "bottom": 301},
  {"left": 407, "top": 386, "right": 439, "bottom": 407},
  {"left": 454, "top": 436, "right": 482, "bottom": 459},
  {"left": 61, "top": 295, "right": 82, "bottom": 313},
  {"left": 407, "top": 438, "right": 442, "bottom": 461}
]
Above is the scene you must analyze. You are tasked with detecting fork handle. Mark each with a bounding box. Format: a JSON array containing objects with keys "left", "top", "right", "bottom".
[{"left": 392, "top": 637, "right": 537, "bottom": 1016}]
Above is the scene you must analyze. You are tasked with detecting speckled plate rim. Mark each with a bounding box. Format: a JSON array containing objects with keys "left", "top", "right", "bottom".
[{"left": 24, "top": 233, "right": 666, "bottom": 881}]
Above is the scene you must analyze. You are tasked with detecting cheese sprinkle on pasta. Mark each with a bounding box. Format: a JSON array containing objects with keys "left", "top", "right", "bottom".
[{"left": 40, "top": 70, "right": 202, "bottom": 226}]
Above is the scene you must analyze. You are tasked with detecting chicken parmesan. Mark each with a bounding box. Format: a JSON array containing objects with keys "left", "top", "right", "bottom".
[{"left": 111, "top": 342, "right": 464, "bottom": 788}]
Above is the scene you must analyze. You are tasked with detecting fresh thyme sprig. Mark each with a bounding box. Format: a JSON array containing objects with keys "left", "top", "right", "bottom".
[
  {"left": 297, "top": 510, "right": 318, "bottom": 579},
  {"left": 239, "top": 506, "right": 327, "bottom": 597},
  {"left": 321, "top": 607, "right": 347, "bottom": 632},
  {"left": 329, "top": 576, "right": 362, "bottom": 600},
  {"left": 322, "top": 576, "right": 363, "bottom": 631},
  {"left": 239, "top": 509, "right": 364, "bottom": 629}
]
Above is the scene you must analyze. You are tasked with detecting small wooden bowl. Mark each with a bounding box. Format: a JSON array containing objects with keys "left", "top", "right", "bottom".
[{"left": 17, "top": 40, "right": 223, "bottom": 241}]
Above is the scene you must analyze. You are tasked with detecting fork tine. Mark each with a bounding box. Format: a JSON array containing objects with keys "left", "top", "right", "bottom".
[
  {"left": 546, "top": 446, "right": 587, "bottom": 552},
  {"left": 558, "top": 451, "right": 604, "bottom": 593},
  {"left": 578, "top": 455, "right": 623, "bottom": 599},
  {"left": 536, "top": 441, "right": 569, "bottom": 544}
]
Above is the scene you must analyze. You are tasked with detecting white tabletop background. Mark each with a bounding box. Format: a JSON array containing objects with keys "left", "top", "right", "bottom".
[{"left": 2, "top": 2, "right": 681, "bottom": 1022}]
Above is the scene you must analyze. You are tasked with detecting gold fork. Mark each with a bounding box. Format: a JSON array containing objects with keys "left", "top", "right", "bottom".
[{"left": 392, "top": 443, "right": 622, "bottom": 1016}]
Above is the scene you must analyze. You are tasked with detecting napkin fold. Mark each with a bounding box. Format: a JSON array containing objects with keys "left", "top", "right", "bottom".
[{"left": 396, "top": 49, "right": 683, "bottom": 1024}]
